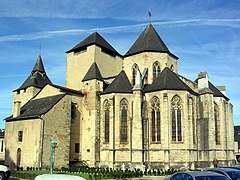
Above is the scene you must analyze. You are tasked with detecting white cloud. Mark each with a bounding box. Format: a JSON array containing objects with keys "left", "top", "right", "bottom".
[{"left": 0, "top": 19, "right": 240, "bottom": 43}]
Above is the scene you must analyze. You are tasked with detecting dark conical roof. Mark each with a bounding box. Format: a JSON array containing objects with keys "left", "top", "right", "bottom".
[
  {"left": 66, "top": 32, "right": 121, "bottom": 57},
  {"left": 32, "top": 55, "right": 45, "bottom": 73},
  {"left": 144, "top": 67, "right": 192, "bottom": 93},
  {"left": 102, "top": 70, "right": 133, "bottom": 94},
  {"left": 14, "top": 55, "right": 52, "bottom": 91},
  {"left": 125, "top": 23, "right": 177, "bottom": 59},
  {"left": 82, "top": 62, "right": 103, "bottom": 82}
]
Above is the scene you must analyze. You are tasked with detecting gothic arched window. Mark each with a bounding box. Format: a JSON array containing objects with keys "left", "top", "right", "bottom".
[
  {"left": 150, "top": 96, "right": 161, "bottom": 142},
  {"left": 171, "top": 95, "right": 183, "bottom": 142},
  {"left": 104, "top": 100, "right": 110, "bottom": 143},
  {"left": 132, "top": 64, "right": 139, "bottom": 86},
  {"left": 153, "top": 61, "right": 161, "bottom": 81},
  {"left": 120, "top": 99, "right": 128, "bottom": 143},
  {"left": 214, "top": 103, "right": 220, "bottom": 144}
]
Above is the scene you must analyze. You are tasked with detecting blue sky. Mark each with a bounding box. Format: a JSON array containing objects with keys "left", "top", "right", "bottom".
[{"left": 0, "top": 0, "right": 239, "bottom": 128}]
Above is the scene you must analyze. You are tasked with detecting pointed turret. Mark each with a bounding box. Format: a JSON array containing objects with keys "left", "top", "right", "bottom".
[
  {"left": 82, "top": 62, "right": 103, "bottom": 82},
  {"left": 125, "top": 23, "right": 177, "bottom": 59},
  {"left": 14, "top": 55, "right": 52, "bottom": 91},
  {"left": 32, "top": 55, "right": 45, "bottom": 73},
  {"left": 66, "top": 32, "right": 121, "bottom": 57},
  {"left": 102, "top": 70, "right": 133, "bottom": 94}
]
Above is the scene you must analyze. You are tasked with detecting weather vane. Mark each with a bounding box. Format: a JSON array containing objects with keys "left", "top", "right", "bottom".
[
  {"left": 148, "top": 9, "right": 152, "bottom": 22},
  {"left": 39, "top": 44, "right": 42, "bottom": 55}
]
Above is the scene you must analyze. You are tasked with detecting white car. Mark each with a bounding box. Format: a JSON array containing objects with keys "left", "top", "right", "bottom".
[
  {"left": 35, "top": 174, "right": 86, "bottom": 180},
  {"left": 0, "top": 165, "right": 11, "bottom": 180}
]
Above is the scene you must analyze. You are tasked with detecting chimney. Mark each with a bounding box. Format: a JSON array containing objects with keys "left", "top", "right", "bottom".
[
  {"left": 13, "top": 101, "right": 21, "bottom": 118},
  {"left": 217, "top": 86, "right": 226, "bottom": 96},
  {"left": 197, "top": 72, "right": 209, "bottom": 89}
]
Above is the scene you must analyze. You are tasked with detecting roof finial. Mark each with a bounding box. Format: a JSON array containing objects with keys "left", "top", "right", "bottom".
[
  {"left": 39, "top": 44, "right": 42, "bottom": 55},
  {"left": 148, "top": 9, "right": 152, "bottom": 23}
]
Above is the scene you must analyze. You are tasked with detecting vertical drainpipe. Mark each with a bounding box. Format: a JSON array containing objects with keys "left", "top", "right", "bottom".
[{"left": 39, "top": 116, "right": 44, "bottom": 169}]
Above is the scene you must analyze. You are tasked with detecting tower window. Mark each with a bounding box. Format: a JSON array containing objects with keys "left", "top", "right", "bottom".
[
  {"left": 214, "top": 103, "right": 220, "bottom": 144},
  {"left": 18, "top": 131, "right": 23, "bottom": 142},
  {"left": 104, "top": 100, "right": 110, "bottom": 143},
  {"left": 150, "top": 96, "right": 161, "bottom": 142},
  {"left": 120, "top": 99, "right": 128, "bottom": 143},
  {"left": 75, "top": 143, "right": 80, "bottom": 153},
  {"left": 153, "top": 61, "right": 161, "bottom": 81},
  {"left": 171, "top": 96, "right": 183, "bottom": 142},
  {"left": 132, "top": 64, "right": 139, "bottom": 86},
  {"left": 71, "top": 103, "right": 77, "bottom": 119}
]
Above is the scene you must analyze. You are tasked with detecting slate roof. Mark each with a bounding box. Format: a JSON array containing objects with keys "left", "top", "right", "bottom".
[
  {"left": 32, "top": 55, "right": 45, "bottom": 73},
  {"left": 14, "top": 55, "right": 52, "bottom": 91},
  {"left": 144, "top": 67, "right": 193, "bottom": 93},
  {"left": 82, "top": 62, "right": 103, "bottom": 82},
  {"left": 50, "top": 84, "right": 84, "bottom": 96},
  {"left": 125, "top": 23, "right": 178, "bottom": 59},
  {"left": 209, "top": 81, "right": 229, "bottom": 101},
  {"left": 6, "top": 94, "right": 65, "bottom": 121},
  {"left": 102, "top": 70, "right": 133, "bottom": 94},
  {"left": 66, "top": 32, "right": 121, "bottom": 57}
]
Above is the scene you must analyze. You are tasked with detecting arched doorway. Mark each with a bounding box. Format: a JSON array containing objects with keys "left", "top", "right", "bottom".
[{"left": 17, "top": 148, "right": 21, "bottom": 167}]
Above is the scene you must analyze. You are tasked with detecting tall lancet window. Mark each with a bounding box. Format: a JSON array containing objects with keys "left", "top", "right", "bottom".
[
  {"left": 120, "top": 99, "right": 128, "bottom": 143},
  {"left": 104, "top": 100, "right": 110, "bottom": 143},
  {"left": 132, "top": 64, "right": 139, "bottom": 86},
  {"left": 150, "top": 96, "right": 161, "bottom": 142},
  {"left": 214, "top": 103, "right": 220, "bottom": 144},
  {"left": 171, "top": 95, "right": 183, "bottom": 142},
  {"left": 153, "top": 61, "right": 161, "bottom": 81}
]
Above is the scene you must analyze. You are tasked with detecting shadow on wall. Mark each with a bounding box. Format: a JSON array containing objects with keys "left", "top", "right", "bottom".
[{"left": 4, "top": 149, "right": 16, "bottom": 170}]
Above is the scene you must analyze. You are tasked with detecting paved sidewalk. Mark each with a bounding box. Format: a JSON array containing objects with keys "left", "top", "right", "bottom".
[{"left": 10, "top": 175, "right": 170, "bottom": 180}]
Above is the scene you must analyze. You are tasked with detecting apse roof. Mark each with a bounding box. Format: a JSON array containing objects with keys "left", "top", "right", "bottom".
[
  {"left": 82, "top": 62, "right": 103, "bottom": 82},
  {"left": 66, "top": 32, "right": 121, "bottom": 57},
  {"left": 125, "top": 23, "right": 178, "bottom": 59},
  {"left": 102, "top": 70, "right": 133, "bottom": 94},
  {"left": 144, "top": 67, "right": 193, "bottom": 93}
]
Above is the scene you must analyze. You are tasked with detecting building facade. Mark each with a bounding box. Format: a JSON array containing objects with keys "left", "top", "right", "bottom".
[{"left": 5, "top": 23, "right": 234, "bottom": 170}]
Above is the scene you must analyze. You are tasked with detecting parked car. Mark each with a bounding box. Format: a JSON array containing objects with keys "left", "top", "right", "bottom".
[
  {"left": 169, "top": 171, "right": 230, "bottom": 180},
  {"left": 206, "top": 168, "right": 240, "bottom": 180},
  {"left": 0, "top": 165, "right": 11, "bottom": 180},
  {"left": 35, "top": 174, "right": 86, "bottom": 180},
  {"left": 221, "top": 166, "right": 240, "bottom": 171}
]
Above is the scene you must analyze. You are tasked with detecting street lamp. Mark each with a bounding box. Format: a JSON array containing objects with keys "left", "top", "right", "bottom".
[{"left": 50, "top": 137, "right": 57, "bottom": 174}]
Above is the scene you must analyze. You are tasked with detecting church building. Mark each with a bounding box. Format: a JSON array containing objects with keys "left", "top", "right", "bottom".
[{"left": 4, "top": 23, "right": 234, "bottom": 170}]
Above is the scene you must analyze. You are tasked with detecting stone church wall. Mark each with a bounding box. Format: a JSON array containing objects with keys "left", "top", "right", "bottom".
[
  {"left": 66, "top": 45, "right": 122, "bottom": 90},
  {"left": 123, "top": 52, "right": 177, "bottom": 85},
  {"left": 5, "top": 118, "right": 42, "bottom": 169},
  {"left": 41, "top": 95, "right": 71, "bottom": 169}
]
